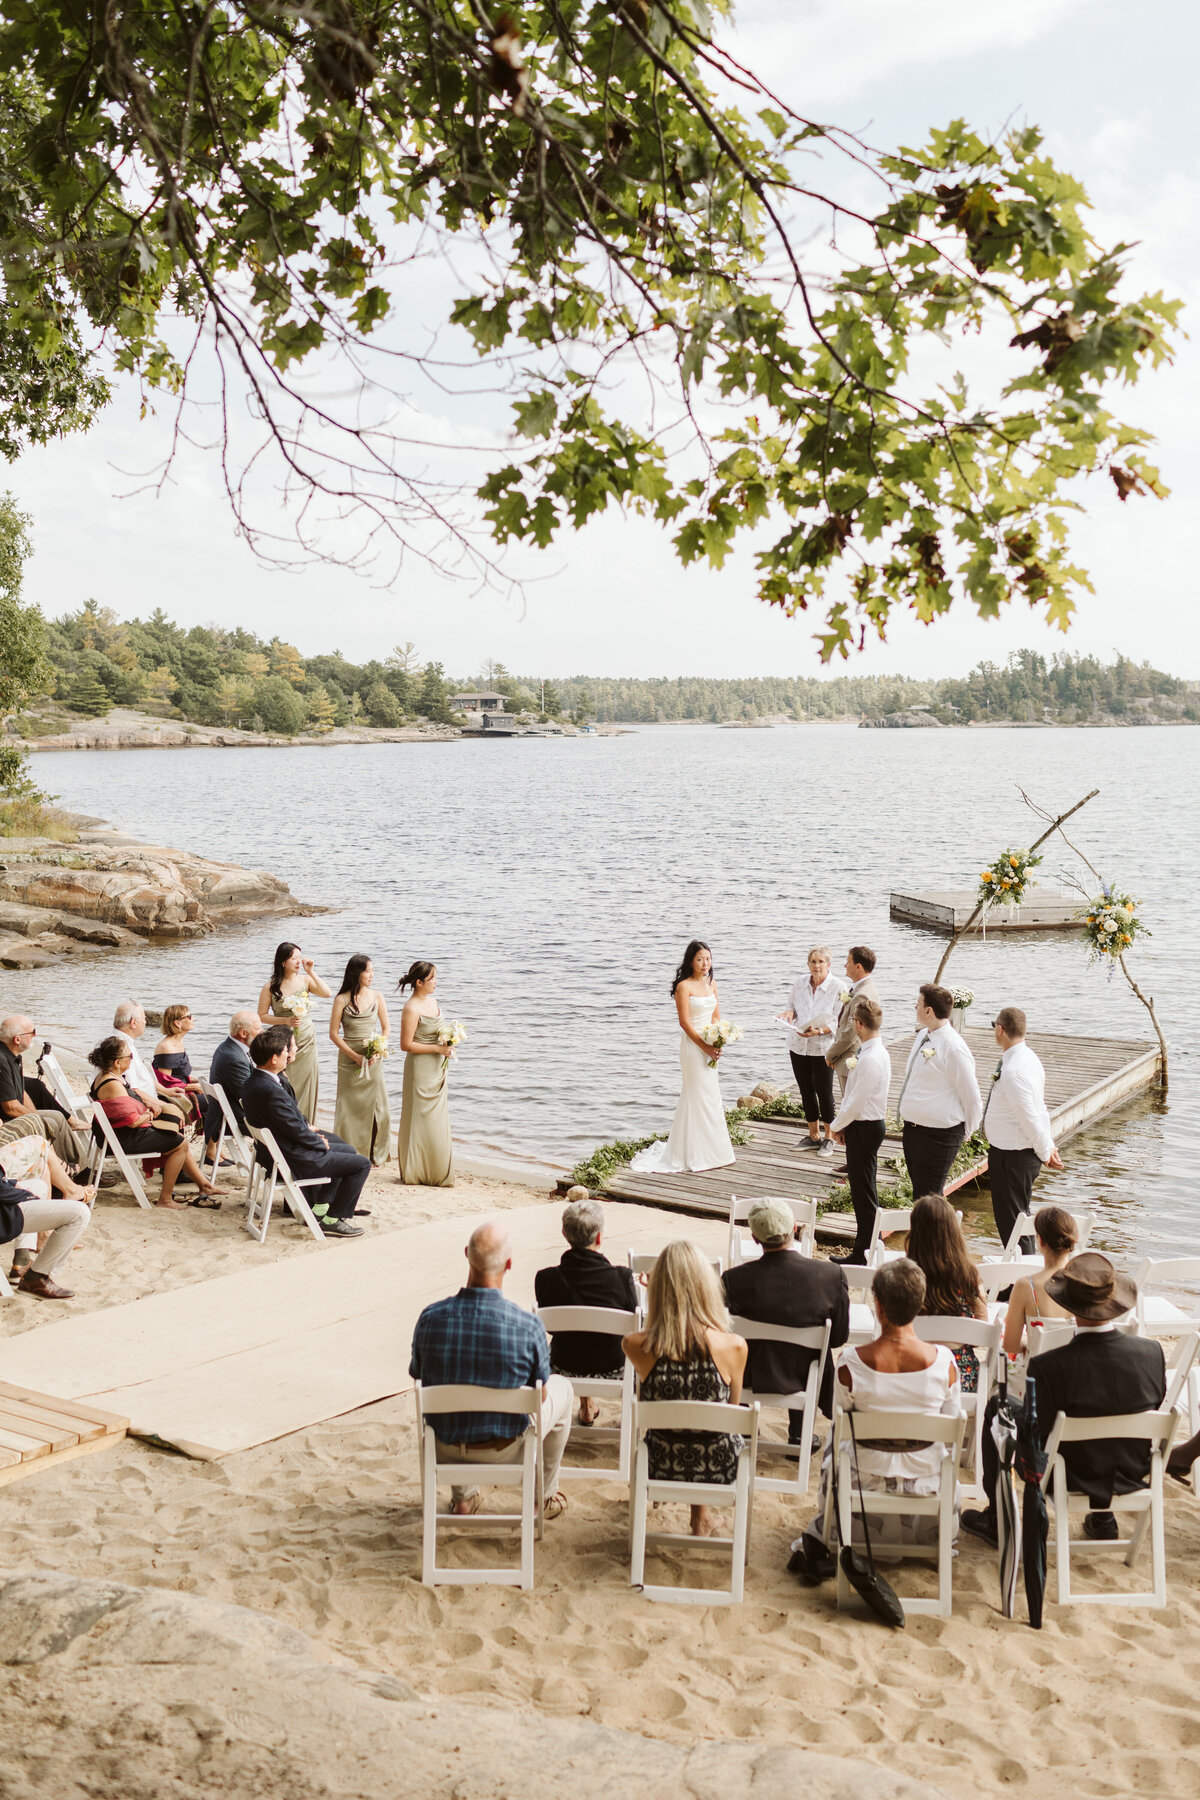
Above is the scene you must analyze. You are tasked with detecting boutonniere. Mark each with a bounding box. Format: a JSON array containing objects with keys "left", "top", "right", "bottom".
[
  {"left": 921, "top": 1043, "right": 936, "bottom": 1062},
  {"left": 844, "top": 1054, "right": 858, "bottom": 1071},
  {"left": 991, "top": 1061, "right": 1003, "bottom": 1083},
  {"left": 837, "top": 989, "right": 852, "bottom": 1006}
]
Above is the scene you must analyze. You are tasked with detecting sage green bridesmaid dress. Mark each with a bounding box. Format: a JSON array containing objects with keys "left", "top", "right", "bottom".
[
  {"left": 334, "top": 1000, "right": 392, "bottom": 1164},
  {"left": 285, "top": 1005, "right": 320, "bottom": 1124},
  {"left": 397, "top": 1013, "right": 454, "bottom": 1186}
]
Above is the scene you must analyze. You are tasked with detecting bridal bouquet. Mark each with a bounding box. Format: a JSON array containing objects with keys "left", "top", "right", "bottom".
[
  {"left": 700, "top": 1020, "right": 743, "bottom": 1068},
  {"left": 278, "top": 992, "right": 310, "bottom": 1017},
  {"left": 359, "top": 1034, "right": 389, "bottom": 1078},
  {"left": 433, "top": 1019, "right": 468, "bottom": 1065}
]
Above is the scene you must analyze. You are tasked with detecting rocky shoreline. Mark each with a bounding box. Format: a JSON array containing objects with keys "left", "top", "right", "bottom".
[{"left": 0, "top": 815, "right": 318, "bottom": 972}]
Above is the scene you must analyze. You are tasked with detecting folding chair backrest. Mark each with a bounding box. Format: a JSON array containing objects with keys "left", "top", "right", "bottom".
[
  {"left": 1003, "top": 1205, "right": 1095, "bottom": 1260},
  {"left": 416, "top": 1382, "right": 543, "bottom": 1589},
  {"left": 1135, "top": 1258, "right": 1200, "bottom": 1337},
  {"left": 726, "top": 1195, "right": 817, "bottom": 1265},
  {"left": 419, "top": 1383, "right": 541, "bottom": 1423},
  {"left": 534, "top": 1305, "right": 637, "bottom": 1341},
  {"left": 628, "top": 1250, "right": 723, "bottom": 1278},
  {"left": 39, "top": 1050, "right": 84, "bottom": 1117},
  {"left": 834, "top": 1404, "right": 964, "bottom": 1450},
  {"left": 1046, "top": 1408, "right": 1174, "bottom": 1454},
  {"left": 867, "top": 1206, "right": 912, "bottom": 1257},
  {"left": 1027, "top": 1318, "right": 1075, "bottom": 1359},
  {"left": 245, "top": 1123, "right": 326, "bottom": 1243},
  {"left": 914, "top": 1315, "right": 1004, "bottom": 1353}
]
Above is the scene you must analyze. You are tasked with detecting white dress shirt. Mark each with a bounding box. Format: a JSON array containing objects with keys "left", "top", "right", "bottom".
[
  {"left": 831, "top": 1036, "right": 891, "bottom": 1129},
  {"left": 899, "top": 1023, "right": 982, "bottom": 1133},
  {"left": 983, "top": 1040, "right": 1055, "bottom": 1162},
  {"left": 114, "top": 1030, "right": 159, "bottom": 1104},
  {"left": 787, "top": 970, "right": 843, "bottom": 1057}
]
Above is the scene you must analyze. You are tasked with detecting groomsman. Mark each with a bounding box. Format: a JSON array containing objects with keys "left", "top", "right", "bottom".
[
  {"left": 983, "top": 1006, "right": 1063, "bottom": 1254},
  {"left": 898, "top": 983, "right": 982, "bottom": 1198},
  {"left": 829, "top": 998, "right": 891, "bottom": 1265},
  {"left": 826, "top": 946, "right": 881, "bottom": 1092}
]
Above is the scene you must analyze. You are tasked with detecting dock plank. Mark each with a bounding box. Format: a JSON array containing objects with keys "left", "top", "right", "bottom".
[{"left": 890, "top": 886, "right": 1083, "bottom": 933}]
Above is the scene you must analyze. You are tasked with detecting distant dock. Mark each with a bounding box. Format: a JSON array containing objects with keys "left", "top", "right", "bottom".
[
  {"left": 889, "top": 885, "right": 1082, "bottom": 934},
  {"left": 587, "top": 1024, "right": 1160, "bottom": 1232}
]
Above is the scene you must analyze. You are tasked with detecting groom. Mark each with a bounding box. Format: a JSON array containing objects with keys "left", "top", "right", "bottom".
[{"left": 826, "top": 946, "right": 880, "bottom": 1094}]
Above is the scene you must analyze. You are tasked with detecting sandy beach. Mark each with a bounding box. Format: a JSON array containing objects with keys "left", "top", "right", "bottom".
[{"left": 1, "top": 1165, "right": 1197, "bottom": 1800}]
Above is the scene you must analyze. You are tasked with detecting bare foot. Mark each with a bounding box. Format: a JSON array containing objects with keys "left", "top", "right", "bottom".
[
  {"left": 578, "top": 1398, "right": 600, "bottom": 1426},
  {"left": 155, "top": 1198, "right": 189, "bottom": 1210},
  {"left": 452, "top": 1494, "right": 482, "bottom": 1516},
  {"left": 690, "top": 1506, "right": 719, "bottom": 1538}
]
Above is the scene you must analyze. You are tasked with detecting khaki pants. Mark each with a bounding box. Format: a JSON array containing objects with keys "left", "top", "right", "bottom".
[
  {"left": 436, "top": 1375, "right": 574, "bottom": 1508},
  {"left": 11, "top": 1196, "right": 90, "bottom": 1276}
]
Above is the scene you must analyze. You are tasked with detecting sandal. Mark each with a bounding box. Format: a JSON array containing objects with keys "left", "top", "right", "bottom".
[
  {"left": 543, "top": 1492, "right": 568, "bottom": 1521},
  {"left": 188, "top": 1192, "right": 223, "bottom": 1210}
]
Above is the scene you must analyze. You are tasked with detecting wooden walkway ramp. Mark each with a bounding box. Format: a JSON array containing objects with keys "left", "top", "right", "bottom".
[
  {"left": 599, "top": 1024, "right": 1160, "bottom": 1223},
  {"left": 0, "top": 1384, "right": 127, "bottom": 1487}
]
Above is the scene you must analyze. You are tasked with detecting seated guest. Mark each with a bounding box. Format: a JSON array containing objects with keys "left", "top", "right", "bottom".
[
  {"left": 722, "top": 1197, "right": 849, "bottom": 1433},
  {"left": 789, "top": 1258, "right": 961, "bottom": 1583},
  {"left": 87, "top": 1036, "right": 224, "bottom": 1211},
  {"left": 534, "top": 1192, "right": 639, "bottom": 1425},
  {"left": 622, "top": 1241, "right": 749, "bottom": 1540},
  {"left": 152, "top": 1005, "right": 211, "bottom": 1132},
  {"left": 0, "top": 1016, "right": 89, "bottom": 1170},
  {"left": 111, "top": 1002, "right": 185, "bottom": 1127},
  {"left": 906, "top": 1193, "right": 987, "bottom": 1392},
  {"left": 1002, "top": 1206, "right": 1079, "bottom": 1357},
  {"left": 205, "top": 1010, "right": 262, "bottom": 1152},
  {"left": 0, "top": 1131, "right": 95, "bottom": 1289},
  {"left": 241, "top": 1027, "right": 369, "bottom": 1236},
  {"left": 0, "top": 1150, "right": 93, "bottom": 1301},
  {"left": 965, "top": 1253, "right": 1164, "bottom": 1545},
  {"left": 410, "top": 1219, "right": 573, "bottom": 1519}
]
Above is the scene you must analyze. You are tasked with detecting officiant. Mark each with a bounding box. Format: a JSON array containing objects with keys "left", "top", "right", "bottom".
[{"left": 781, "top": 946, "right": 842, "bottom": 1159}]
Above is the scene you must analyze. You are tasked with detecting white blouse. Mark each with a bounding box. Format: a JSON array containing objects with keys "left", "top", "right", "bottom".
[
  {"left": 787, "top": 970, "right": 844, "bottom": 1059},
  {"left": 840, "top": 1344, "right": 960, "bottom": 1485}
]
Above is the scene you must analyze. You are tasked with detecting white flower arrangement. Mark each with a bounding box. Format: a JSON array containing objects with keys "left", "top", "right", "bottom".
[
  {"left": 278, "top": 992, "right": 310, "bottom": 1017},
  {"left": 700, "top": 1020, "right": 743, "bottom": 1068},
  {"left": 359, "top": 1034, "right": 389, "bottom": 1078},
  {"left": 950, "top": 987, "right": 974, "bottom": 1010},
  {"left": 844, "top": 1054, "right": 858, "bottom": 1071},
  {"left": 432, "top": 1019, "right": 468, "bottom": 1064},
  {"left": 837, "top": 989, "right": 852, "bottom": 1006}
]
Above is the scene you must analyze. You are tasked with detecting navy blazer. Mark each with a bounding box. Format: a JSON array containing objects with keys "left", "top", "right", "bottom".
[
  {"left": 0, "top": 1174, "right": 32, "bottom": 1247},
  {"left": 242, "top": 1069, "right": 329, "bottom": 1175},
  {"left": 209, "top": 1037, "right": 254, "bottom": 1129}
]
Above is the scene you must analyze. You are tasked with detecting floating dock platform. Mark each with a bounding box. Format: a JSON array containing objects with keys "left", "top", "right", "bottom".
[
  {"left": 590, "top": 1024, "right": 1160, "bottom": 1232},
  {"left": 889, "top": 886, "right": 1082, "bottom": 934}
]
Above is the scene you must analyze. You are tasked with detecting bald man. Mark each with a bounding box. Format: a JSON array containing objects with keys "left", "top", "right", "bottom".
[
  {"left": 0, "top": 1017, "right": 89, "bottom": 1170},
  {"left": 410, "top": 1220, "right": 574, "bottom": 1520},
  {"left": 206, "top": 1010, "right": 263, "bottom": 1154}
]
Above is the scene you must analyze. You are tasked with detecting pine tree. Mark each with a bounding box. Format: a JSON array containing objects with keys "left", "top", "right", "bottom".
[
  {"left": 418, "top": 661, "right": 449, "bottom": 722},
  {"left": 541, "top": 681, "right": 562, "bottom": 718},
  {"left": 305, "top": 682, "right": 337, "bottom": 735},
  {"left": 69, "top": 666, "right": 110, "bottom": 717}
]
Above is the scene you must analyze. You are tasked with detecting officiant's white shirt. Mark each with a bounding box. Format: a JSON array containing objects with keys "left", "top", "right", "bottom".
[
  {"left": 900, "top": 1023, "right": 982, "bottom": 1132},
  {"left": 787, "top": 970, "right": 843, "bottom": 1057},
  {"left": 831, "top": 1036, "right": 891, "bottom": 1129},
  {"left": 983, "top": 1041, "right": 1055, "bottom": 1161}
]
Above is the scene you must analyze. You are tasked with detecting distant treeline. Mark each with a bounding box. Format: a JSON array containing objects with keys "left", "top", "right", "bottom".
[{"left": 20, "top": 605, "right": 1196, "bottom": 733}]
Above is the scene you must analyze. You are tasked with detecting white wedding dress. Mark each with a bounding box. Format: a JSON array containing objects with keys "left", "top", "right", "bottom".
[{"left": 630, "top": 995, "right": 736, "bottom": 1174}]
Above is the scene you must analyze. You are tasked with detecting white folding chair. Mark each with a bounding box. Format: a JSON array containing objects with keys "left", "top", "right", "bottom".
[
  {"left": 826, "top": 1401, "right": 966, "bottom": 1620},
  {"left": 629, "top": 1398, "right": 759, "bottom": 1604},
  {"left": 729, "top": 1316, "right": 830, "bottom": 1495},
  {"left": 725, "top": 1195, "right": 817, "bottom": 1266},
  {"left": 998, "top": 1205, "right": 1095, "bottom": 1262},
  {"left": 975, "top": 1260, "right": 1034, "bottom": 1300},
  {"left": 38, "top": 1050, "right": 88, "bottom": 1119},
  {"left": 243, "top": 1124, "right": 327, "bottom": 1243},
  {"left": 1039, "top": 1408, "right": 1179, "bottom": 1607},
  {"left": 1027, "top": 1318, "right": 1076, "bottom": 1360},
  {"left": 914, "top": 1316, "right": 1004, "bottom": 1503},
  {"left": 87, "top": 1104, "right": 156, "bottom": 1209},
  {"left": 416, "top": 1382, "right": 544, "bottom": 1589},
  {"left": 533, "top": 1306, "right": 638, "bottom": 1482},
  {"left": 628, "top": 1250, "right": 723, "bottom": 1279},
  {"left": 200, "top": 1079, "right": 256, "bottom": 1188},
  {"left": 866, "top": 1207, "right": 913, "bottom": 1266}
]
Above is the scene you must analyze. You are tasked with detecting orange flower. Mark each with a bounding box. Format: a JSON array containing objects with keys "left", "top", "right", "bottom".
[
  {"left": 1009, "top": 856, "right": 1019, "bottom": 868},
  {"left": 981, "top": 870, "right": 994, "bottom": 881}
]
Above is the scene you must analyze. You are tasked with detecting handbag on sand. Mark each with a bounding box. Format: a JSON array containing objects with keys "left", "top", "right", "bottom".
[{"left": 832, "top": 1412, "right": 906, "bottom": 1629}]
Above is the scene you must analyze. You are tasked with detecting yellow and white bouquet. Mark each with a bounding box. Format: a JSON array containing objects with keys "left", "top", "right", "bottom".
[
  {"left": 359, "top": 1034, "right": 389, "bottom": 1078},
  {"left": 433, "top": 1019, "right": 468, "bottom": 1065},
  {"left": 278, "top": 991, "right": 310, "bottom": 1017},
  {"left": 1080, "top": 888, "right": 1149, "bottom": 963},
  {"left": 700, "top": 1019, "right": 743, "bottom": 1068},
  {"left": 977, "top": 847, "right": 1042, "bottom": 908}
]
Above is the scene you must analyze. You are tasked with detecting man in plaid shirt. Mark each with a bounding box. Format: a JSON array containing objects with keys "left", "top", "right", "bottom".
[{"left": 410, "top": 1219, "right": 574, "bottom": 1519}]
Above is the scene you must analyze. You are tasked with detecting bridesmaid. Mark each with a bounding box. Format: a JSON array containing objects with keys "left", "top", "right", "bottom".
[
  {"left": 257, "top": 942, "right": 330, "bottom": 1124},
  {"left": 330, "top": 953, "right": 392, "bottom": 1165},
  {"left": 396, "top": 960, "right": 454, "bottom": 1187}
]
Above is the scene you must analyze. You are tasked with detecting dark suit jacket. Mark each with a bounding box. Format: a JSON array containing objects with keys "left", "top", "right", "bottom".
[
  {"left": 722, "top": 1251, "right": 849, "bottom": 1416},
  {"left": 534, "top": 1247, "right": 639, "bottom": 1376},
  {"left": 0, "top": 1174, "right": 31, "bottom": 1247},
  {"left": 1028, "top": 1329, "right": 1167, "bottom": 1506},
  {"left": 209, "top": 1037, "right": 253, "bottom": 1130},
  {"left": 242, "top": 1069, "right": 330, "bottom": 1176}
]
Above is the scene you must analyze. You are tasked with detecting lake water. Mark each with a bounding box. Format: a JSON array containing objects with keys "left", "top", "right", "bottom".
[{"left": 12, "top": 723, "right": 1199, "bottom": 1258}]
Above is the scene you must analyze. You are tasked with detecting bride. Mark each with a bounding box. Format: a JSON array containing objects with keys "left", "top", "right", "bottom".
[{"left": 631, "top": 940, "right": 735, "bottom": 1174}]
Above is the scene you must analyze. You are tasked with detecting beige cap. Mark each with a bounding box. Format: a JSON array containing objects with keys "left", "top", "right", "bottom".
[{"left": 748, "top": 1198, "right": 796, "bottom": 1243}]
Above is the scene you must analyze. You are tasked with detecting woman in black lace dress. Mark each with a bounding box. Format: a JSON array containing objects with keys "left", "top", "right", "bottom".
[{"left": 622, "top": 1240, "right": 748, "bottom": 1538}]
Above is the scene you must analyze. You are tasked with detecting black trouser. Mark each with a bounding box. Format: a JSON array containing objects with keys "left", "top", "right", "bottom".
[
  {"left": 988, "top": 1145, "right": 1042, "bottom": 1254},
  {"left": 902, "top": 1120, "right": 964, "bottom": 1199},
  {"left": 790, "top": 1053, "right": 835, "bottom": 1126},
  {"left": 843, "top": 1117, "right": 887, "bottom": 1262},
  {"left": 304, "top": 1141, "right": 370, "bottom": 1218}
]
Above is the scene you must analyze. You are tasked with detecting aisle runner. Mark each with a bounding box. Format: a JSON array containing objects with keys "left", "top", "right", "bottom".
[{"left": 0, "top": 1202, "right": 726, "bottom": 1459}]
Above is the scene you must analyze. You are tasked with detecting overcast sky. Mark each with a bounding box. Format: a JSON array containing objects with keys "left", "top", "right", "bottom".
[{"left": 11, "top": 0, "right": 1198, "bottom": 680}]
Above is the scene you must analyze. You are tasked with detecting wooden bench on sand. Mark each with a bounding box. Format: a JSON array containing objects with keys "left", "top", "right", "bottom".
[{"left": 0, "top": 1383, "right": 128, "bottom": 1488}]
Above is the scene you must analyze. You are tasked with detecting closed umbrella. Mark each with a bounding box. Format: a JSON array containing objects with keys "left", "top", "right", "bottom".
[
  {"left": 1016, "top": 1373, "right": 1049, "bottom": 1629},
  {"left": 990, "top": 1387, "right": 1021, "bottom": 1619}
]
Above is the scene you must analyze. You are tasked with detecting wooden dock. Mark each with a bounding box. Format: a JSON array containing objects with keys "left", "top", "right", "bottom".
[
  {"left": 890, "top": 886, "right": 1082, "bottom": 934},
  {"left": 0, "top": 1383, "right": 128, "bottom": 1487},
  {"left": 595, "top": 1024, "right": 1160, "bottom": 1227}
]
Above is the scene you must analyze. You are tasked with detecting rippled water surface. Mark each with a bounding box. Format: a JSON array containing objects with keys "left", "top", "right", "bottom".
[{"left": 12, "top": 724, "right": 1199, "bottom": 1257}]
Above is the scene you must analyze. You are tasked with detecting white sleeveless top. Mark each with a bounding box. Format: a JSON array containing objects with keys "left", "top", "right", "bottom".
[{"left": 840, "top": 1344, "right": 960, "bottom": 1483}]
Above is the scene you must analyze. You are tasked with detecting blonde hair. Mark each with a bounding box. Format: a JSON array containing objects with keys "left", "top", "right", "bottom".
[
  {"left": 643, "top": 1240, "right": 729, "bottom": 1362},
  {"left": 807, "top": 945, "right": 832, "bottom": 965},
  {"left": 161, "top": 1003, "right": 191, "bottom": 1036}
]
